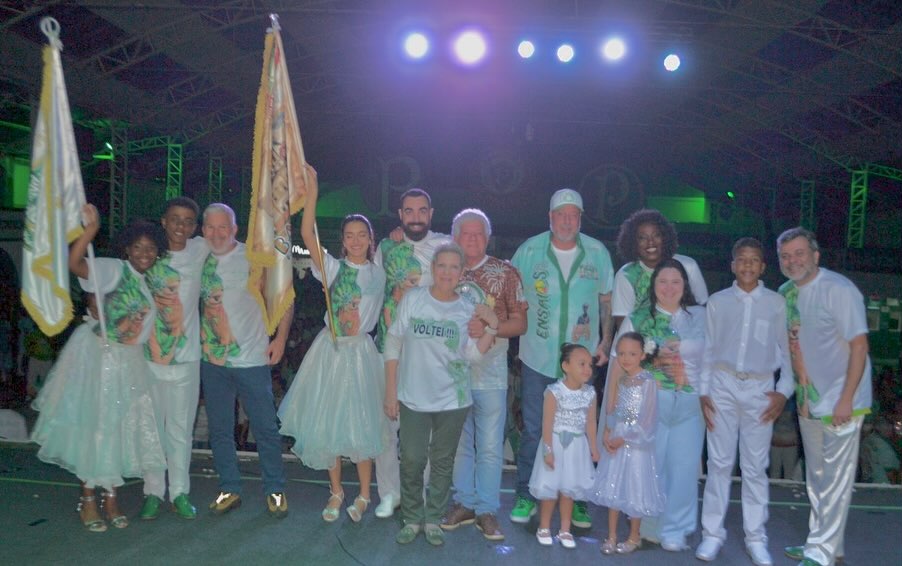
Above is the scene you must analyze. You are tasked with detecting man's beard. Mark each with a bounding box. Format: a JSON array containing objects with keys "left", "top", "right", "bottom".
[{"left": 403, "top": 223, "right": 429, "bottom": 242}]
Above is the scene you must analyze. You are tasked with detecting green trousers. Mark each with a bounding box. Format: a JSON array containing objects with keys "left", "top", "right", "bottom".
[{"left": 399, "top": 403, "right": 470, "bottom": 525}]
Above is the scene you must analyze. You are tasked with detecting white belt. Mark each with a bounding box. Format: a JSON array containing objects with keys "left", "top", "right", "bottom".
[{"left": 714, "top": 362, "right": 772, "bottom": 381}]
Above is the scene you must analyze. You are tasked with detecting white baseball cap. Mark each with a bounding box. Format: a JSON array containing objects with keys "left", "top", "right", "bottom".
[{"left": 549, "top": 188, "right": 584, "bottom": 212}]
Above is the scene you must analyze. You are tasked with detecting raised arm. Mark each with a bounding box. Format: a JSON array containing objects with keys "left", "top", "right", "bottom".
[
  {"left": 68, "top": 204, "right": 100, "bottom": 279},
  {"left": 299, "top": 163, "right": 322, "bottom": 274}
]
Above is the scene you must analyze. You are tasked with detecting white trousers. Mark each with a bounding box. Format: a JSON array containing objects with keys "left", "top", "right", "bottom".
[
  {"left": 375, "top": 417, "right": 401, "bottom": 500},
  {"left": 143, "top": 361, "right": 200, "bottom": 500},
  {"left": 799, "top": 415, "right": 862, "bottom": 566},
  {"left": 700, "top": 371, "right": 774, "bottom": 544}
]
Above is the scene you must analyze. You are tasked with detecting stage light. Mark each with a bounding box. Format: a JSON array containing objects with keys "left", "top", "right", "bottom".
[
  {"left": 403, "top": 32, "right": 429, "bottom": 59},
  {"left": 518, "top": 40, "right": 535, "bottom": 59},
  {"left": 664, "top": 53, "right": 681, "bottom": 72},
  {"left": 602, "top": 37, "right": 626, "bottom": 61},
  {"left": 726, "top": 191, "right": 735, "bottom": 199},
  {"left": 104, "top": 142, "right": 113, "bottom": 150},
  {"left": 556, "top": 44, "right": 575, "bottom": 63},
  {"left": 453, "top": 29, "right": 487, "bottom": 65}
]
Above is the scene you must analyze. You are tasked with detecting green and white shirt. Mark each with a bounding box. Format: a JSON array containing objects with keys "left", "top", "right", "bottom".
[{"left": 512, "top": 231, "right": 613, "bottom": 378}]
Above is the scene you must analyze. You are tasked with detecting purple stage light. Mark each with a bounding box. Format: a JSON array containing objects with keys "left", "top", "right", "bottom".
[
  {"left": 518, "top": 40, "right": 535, "bottom": 59},
  {"left": 403, "top": 32, "right": 429, "bottom": 59},
  {"left": 453, "top": 29, "right": 487, "bottom": 65}
]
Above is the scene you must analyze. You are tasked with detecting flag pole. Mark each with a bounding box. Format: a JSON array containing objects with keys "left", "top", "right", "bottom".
[{"left": 313, "top": 222, "right": 337, "bottom": 346}]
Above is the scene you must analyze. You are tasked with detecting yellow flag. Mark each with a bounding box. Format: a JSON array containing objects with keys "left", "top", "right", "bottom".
[
  {"left": 246, "top": 16, "right": 306, "bottom": 334},
  {"left": 21, "top": 18, "right": 86, "bottom": 336}
]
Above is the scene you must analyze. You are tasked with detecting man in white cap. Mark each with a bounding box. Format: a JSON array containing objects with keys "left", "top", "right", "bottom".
[{"left": 510, "top": 189, "right": 614, "bottom": 529}]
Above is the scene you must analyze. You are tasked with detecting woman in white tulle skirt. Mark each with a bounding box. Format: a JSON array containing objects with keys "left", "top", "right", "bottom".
[
  {"left": 528, "top": 344, "right": 600, "bottom": 550},
  {"left": 278, "top": 165, "right": 388, "bottom": 523},
  {"left": 592, "top": 332, "right": 665, "bottom": 554},
  {"left": 30, "top": 206, "right": 166, "bottom": 532}
]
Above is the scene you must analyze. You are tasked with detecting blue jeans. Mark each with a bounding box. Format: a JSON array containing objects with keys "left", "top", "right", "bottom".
[
  {"left": 516, "top": 364, "right": 556, "bottom": 499},
  {"left": 452, "top": 388, "right": 507, "bottom": 515},
  {"left": 201, "top": 362, "right": 285, "bottom": 496}
]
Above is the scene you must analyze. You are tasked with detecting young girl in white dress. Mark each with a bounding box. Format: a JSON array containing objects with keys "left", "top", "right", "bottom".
[
  {"left": 592, "top": 332, "right": 665, "bottom": 555},
  {"left": 31, "top": 205, "right": 167, "bottom": 532},
  {"left": 529, "top": 343, "right": 599, "bottom": 549},
  {"left": 278, "top": 164, "right": 388, "bottom": 523}
]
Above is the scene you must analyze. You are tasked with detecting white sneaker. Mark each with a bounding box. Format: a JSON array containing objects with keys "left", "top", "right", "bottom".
[
  {"left": 375, "top": 494, "right": 400, "bottom": 518},
  {"left": 695, "top": 537, "right": 723, "bottom": 561},
  {"left": 660, "top": 537, "right": 688, "bottom": 552},
  {"left": 746, "top": 541, "right": 773, "bottom": 566}
]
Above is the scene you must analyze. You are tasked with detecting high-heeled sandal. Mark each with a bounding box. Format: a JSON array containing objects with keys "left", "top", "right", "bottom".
[
  {"left": 77, "top": 495, "right": 107, "bottom": 533},
  {"left": 322, "top": 490, "right": 344, "bottom": 522},
  {"left": 101, "top": 491, "right": 129, "bottom": 529},
  {"left": 346, "top": 495, "right": 370, "bottom": 523}
]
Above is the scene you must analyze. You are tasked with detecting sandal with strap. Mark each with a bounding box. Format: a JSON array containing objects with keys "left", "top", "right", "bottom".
[
  {"left": 616, "top": 538, "right": 641, "bottom": 554},
  {"left": 77, "top": 495, "right": 107, "bottom": 533},
  {"left": 346, "top": 495, "right": 370, "bottom": 523},
  {"left": 102, "top": 491, "right": 129, "bottom": 529},
  {"left": 601, "top": 538, "right": 617, "bottom": 555},
  {"left": 322, "top": 490, "right": 344, "bottom": 522}
]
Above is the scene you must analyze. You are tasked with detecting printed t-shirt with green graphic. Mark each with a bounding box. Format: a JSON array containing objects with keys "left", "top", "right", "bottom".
[
  {"left": 313, "top": 253, "right": 385, "bottom": 337},
  {"left": 612, "top": 254, "right": 709, "bottom": 317},
  {"left": 779, "top": 268, "right": 872, "bottom": 420},
  {"left": 78, "top": 258, "right": 156, "bottom": 346},
  {"left": 199, "top": 242, "right": 268, "bottom": 368},
  {"left": 388, "top": 286, "right": 481, "bottom": 412},
  {"left": 512, "top": 231, "right": 613, "bottom": 378},
  {"left": 144, "top": 236, "right": 209, "bottom": 365},
  {"left": 374, "top": 230, "right": 448, "bottom": 352},
  {"left": 456, "top": 255, "right": 528, "bottom": 390}
]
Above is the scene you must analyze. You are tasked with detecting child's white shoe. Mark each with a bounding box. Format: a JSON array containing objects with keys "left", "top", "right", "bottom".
[
  {"left": 536, "top": 528, "right": 553, "bottom": 546},
  {"left": 558, "top": 531, "right": 576, "bottom": 549}
]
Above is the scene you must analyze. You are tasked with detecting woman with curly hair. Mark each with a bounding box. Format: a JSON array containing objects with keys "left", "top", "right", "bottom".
[
  {"left": 31, "top": 205, "right": 167, "bottom": 533},
  {"left": 612, "top": 209, "right": 708, "bottom": 326}
]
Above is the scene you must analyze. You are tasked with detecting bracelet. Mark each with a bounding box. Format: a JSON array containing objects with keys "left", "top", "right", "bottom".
[
  {"left": 542, "top": 442, "right": 553, "bottom": 456},
  {"left": 484, "top": 325, "right": 498, "bottom": 336}
]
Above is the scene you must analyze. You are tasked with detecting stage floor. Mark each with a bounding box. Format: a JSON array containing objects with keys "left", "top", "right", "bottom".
[{"left": 1, "top": 442, "right": 900, "bottom": 565}]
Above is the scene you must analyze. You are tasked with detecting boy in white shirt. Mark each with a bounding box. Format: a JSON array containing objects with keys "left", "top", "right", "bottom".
[{"left": 696, "top": 238, "right": 794, "bottom": 566}]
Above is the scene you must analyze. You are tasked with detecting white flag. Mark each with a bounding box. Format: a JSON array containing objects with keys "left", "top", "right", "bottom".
[{"left": 21, "top": 18, "right": 87, "bottom": 336}]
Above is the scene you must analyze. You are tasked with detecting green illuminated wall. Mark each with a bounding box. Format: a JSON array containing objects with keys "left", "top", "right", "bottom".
[{"left": 2, "top": 156, "right": 30, "bottom": 209}]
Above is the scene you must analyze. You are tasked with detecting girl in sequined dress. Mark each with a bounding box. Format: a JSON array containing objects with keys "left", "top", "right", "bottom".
[
  {"left": 528, "top": 343, "right": 599, "bottom": 549},
  {"left": 592, "top": 332, "right": 665, "bottom": 555}
]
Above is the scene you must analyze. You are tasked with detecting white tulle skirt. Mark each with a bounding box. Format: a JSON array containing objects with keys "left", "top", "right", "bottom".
[
  {"left": 278, "top": 329, "right": 389, "bottom": 470},
  {"left": 528, "top": 431, "right": 596, "bottom": 500},
  {"left": 30, "top": 324, "right": 165, "bottom": 490}
]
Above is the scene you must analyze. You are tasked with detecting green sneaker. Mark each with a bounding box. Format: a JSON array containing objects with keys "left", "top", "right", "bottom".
[
  {"left": 139, "top": 495, "right": 162, "bottom": 520},
  {"left": 509, "top": 496, "right": 536, "bottom": 524},
  {"left": 571, "top": 501, "right": 591, "bottom": 529},
  {"left": 172, "top": 494, "right": 197, "bottom": 519},
  {"left": 784, "top": 546, "right": 805, "bottom": 561}
]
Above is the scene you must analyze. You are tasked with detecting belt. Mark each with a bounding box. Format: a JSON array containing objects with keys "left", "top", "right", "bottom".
[{"left": 713, "top": 362, "right": 772, "bottom": 381}]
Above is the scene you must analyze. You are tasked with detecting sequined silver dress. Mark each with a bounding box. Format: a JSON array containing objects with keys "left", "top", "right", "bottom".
[
  {"left": 528, "top": 381, "right": 597, "bottom": 500},
  {"left": 591, "top": 369, "right": 665, "bottom": 517}
]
